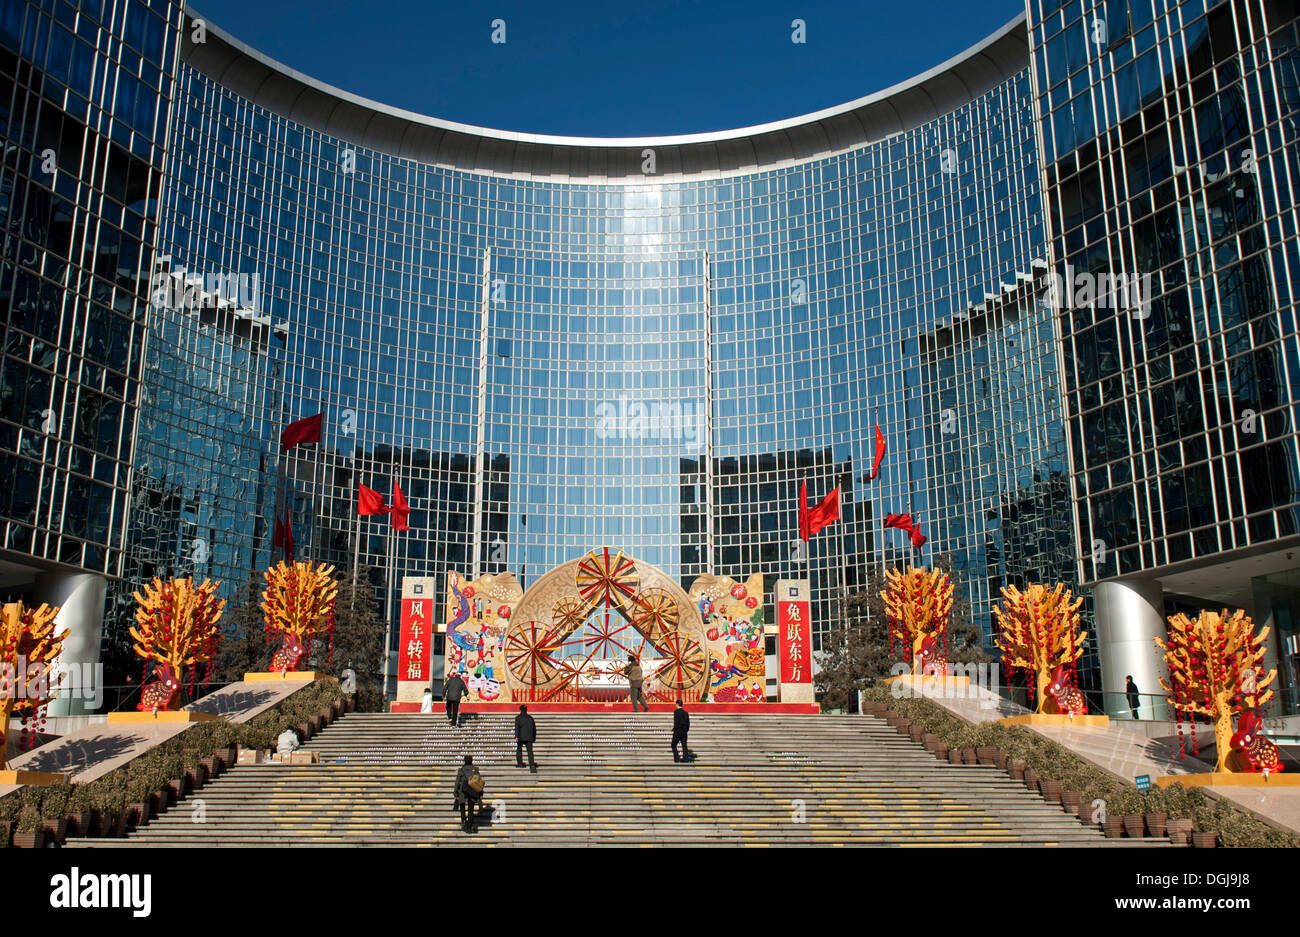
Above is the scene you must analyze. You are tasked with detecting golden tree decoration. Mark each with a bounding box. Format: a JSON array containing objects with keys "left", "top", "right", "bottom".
[
  {"left": 0, "top": 602, "right": 66, "bottom": 769},
  {"left": 993, "top": 583, "right": 1087, "bottom": 714},
  {"left": 1155, "top": 609, "right": 1274, "bottom": 773},
  {"left": 881, "top": 566, "right": 953, "bottom": 675},
  {"left": 262, "top": 561, "right": 338, "bottom": 672},
  {"left": 130, "top": 577, "right": 224, "bottom": 711}
]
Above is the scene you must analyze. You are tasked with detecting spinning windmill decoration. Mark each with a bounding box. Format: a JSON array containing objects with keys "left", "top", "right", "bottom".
[{"left": 502, "top": 549, "right": 709, "bottom": 702}]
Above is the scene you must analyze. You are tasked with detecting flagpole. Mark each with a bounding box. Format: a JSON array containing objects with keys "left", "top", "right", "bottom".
[{"left": 381, "top": 515, "right": 395, "bottom": 703}]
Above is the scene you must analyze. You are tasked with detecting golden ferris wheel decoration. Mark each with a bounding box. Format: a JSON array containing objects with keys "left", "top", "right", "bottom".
[{"left": 503, "top": 549, "right": 710, "bottom": 702}]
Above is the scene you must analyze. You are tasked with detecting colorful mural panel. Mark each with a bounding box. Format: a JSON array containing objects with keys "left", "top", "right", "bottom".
[
  {"left": 443, "top": 570, "right": 523, "bottom": 703},
  {"left": 688, "top": 573, "right": 766, "bottom": 702}
]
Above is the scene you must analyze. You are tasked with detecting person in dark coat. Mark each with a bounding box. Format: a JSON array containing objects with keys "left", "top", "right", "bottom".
[
  {"left": 672, "top": 699, "right": 691, "bottom": 762},
  {"left": 515, "top": 704, "right": 538, "bottom": 771},
  {"left": 444, "top": 672, "right": 467, "bottom": 726},
  {"left": 624, "top": 656, "right": 650, "bottom": 712},
  {"left": 1126, "top": 675, "right": 1140, "bottom": 721},
  {"left": 453, "top": 754, "right": 483, "bottom": 832}
]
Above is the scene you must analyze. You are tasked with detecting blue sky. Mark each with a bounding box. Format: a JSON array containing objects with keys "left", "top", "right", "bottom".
[{"left": 193, "top": 0, "right": 1024, "bottom": 137}]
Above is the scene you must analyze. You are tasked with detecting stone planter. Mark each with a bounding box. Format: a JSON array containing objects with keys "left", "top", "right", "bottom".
[
  {"left": 13, "top": 829, "right": 45, "bottom": 848},
  {"left": 976, "top": 746, "right": 999, "bottom": 766},
  {"left": 1040, "top": 780, "right": 1063, "bottom": 804},
  {"left": 309, "top": 715, "right": 322, "bottom": 733},
  {"left": 894, "top": 719, "right": 912, "bottom": 736},
  {"left": 297, "top": 722, "right": 313, "bottom": 740},
  {"left": 65, "top": 811, "right": 91, "bottom": 837},
  {"left": 1145, "top": 813, "right": 1168, "bottom": 838},
  {"left": 884, "top": 714, "right": 902, "bottom": 727},
  {"left": 107, "top": 812, "right": 126, "bottom": 837},
  {"left": 1061, "top": 791, "right": 1083, "bottom": 816},
  {"left": 186, "top": 766, "right": 206, "bottom": 790},
  {"left": 319, "top": 708, "right": 332, "bottom": 727},
  {"left": 332, "top": 699, "right": 343, "bottom": 718},
  {"left": 992, "top": 750, "right": 1009, "bottom": 771},
  {"left": 201, "top": 757, "right": 221, "bottom": 780},
  {"left": 1122, "top": 814, "right": 1146, "bottom": 838},
  {"left": 1023, "top": 768, "right": 1040, "bottom": 791},
  {"left": 934, "top": 742, "right": 949, "bottom": 761},
  {"left": 126, "top": 804, "right": 146, "bottom": 829},
  {"left": 1009, "top": 759, "right": 1026, "bottom": 781},
  {"left": 1193, "top": 831, "right": 1217, "bottom": 848},
  {"left": 39, "top": 817, "right": 66, "bottom": 843},
  {"left": 922, "top": 733, "right": 939, "bottom": 752},
  {"left": 948, "top": 749, "right": 963, "bottom": 765},
  {"left": 344, "top": 697, "right": 355, "bottom": 713},
  {"left": 962, "top": 748, "right": 978, "bottom": 765},
  {"left": 86, "top": 809, "right": 105, "bottom": 837},
  {"left": 168, "top": 778, "right": 187, "bottom": 800},
  {"left": 219, "top": 747, "right": 238, "bottom": 769},
  {"left": 1167, "top": 819, "right": 1193, "bottom": 846},
  {"left": 1103, "top": 816, "right": 1124, "bottom": 838}
]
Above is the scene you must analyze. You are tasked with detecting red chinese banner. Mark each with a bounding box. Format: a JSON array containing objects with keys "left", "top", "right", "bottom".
[
  {"left": 398, "top": 598, "right": 432, "bottom": 683},
  {"left": 777, "top": 580, "right": 811, "bottom": 685}
]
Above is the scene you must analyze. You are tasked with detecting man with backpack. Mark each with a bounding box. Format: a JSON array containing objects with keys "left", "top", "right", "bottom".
[
  {"left": 453, "top": 754, "right": 485, "bottom": 833},
  {"left": 515, "top": 704, "right": 538, "bottom": 772},
  {"left": 444, "top": 671, "right": 467, "bottom": 726},
  {"left": 672, "top": 699, "right": 693, "bottom": 763},
  {"left": 624, "top": 656, "right": 650, "bottom": 712}
]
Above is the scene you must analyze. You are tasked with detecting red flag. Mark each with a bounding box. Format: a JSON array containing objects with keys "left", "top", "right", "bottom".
[
  {"left": 806, "top": 486, "right": 840, "bottom": 539},
  {"left": 910, "top": 525, "right": 927, "bottom": 549},
  {"left": 391, "top": 481, "right": 410, "bottom": 531},
  {"left": 798, "top": 481, "right": 809, "bottom": 541},
  {"left": 868, "top": 425, "right": 886, "bottom": 480},
  {"left": 358, "top": 484, "right": 390, "bottom": 516},
  {"left": 884, "top": 513, "right": 915, "bottom": 531},
  {"left": 280, "top": 412, "right": 323, "bottom": 451},
  {"left": 272, "top": 511, "right": 295, "bottom": 560}
]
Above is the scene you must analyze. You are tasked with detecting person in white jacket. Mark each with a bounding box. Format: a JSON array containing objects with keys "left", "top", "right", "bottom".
[
  {"left": 276, "top": 728, "right": 301, "bottom": 755},
  {"left": 419, "top": 687, "right": 434, "bottom": 713}
]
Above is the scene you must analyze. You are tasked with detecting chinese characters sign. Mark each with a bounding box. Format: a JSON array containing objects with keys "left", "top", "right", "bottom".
[
  {"left": 398, "top": 598, "right": 432, "bottom": 683},
  {"left": 777, "top": 579, "right": 811, "bottom": 689}
]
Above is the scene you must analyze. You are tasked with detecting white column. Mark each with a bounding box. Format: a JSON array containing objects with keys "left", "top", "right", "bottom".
[
  {"left": 37, "top": 571, "right": 107, "bottom": 717},
  {"left": 1092, "top": 578, "right": 1168, "bottom": 721}
]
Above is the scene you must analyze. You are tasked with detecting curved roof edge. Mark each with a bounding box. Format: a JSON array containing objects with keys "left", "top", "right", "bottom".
[{"left": 180, "top": 7, "right": 1029, "bottom": 183}]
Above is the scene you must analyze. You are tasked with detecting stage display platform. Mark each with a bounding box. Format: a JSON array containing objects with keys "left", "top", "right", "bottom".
[{"left": 390, "top": 701, "right": 821, "bottom": 714}]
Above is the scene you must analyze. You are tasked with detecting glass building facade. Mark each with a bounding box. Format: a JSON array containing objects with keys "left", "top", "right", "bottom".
[{"left": 2, "top": 0, "right": 1298, "bottom": 705}]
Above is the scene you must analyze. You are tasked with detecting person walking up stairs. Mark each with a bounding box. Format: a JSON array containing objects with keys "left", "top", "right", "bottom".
[{"left": 515, "top": 704, "right": 538, "bottom": 772}]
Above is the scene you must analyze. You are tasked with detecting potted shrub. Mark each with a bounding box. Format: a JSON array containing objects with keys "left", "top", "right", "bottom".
[
  {"left": 39, "top": 787, "right": 69, "bottom": 843},
  {"left": 1008, "top": 758, "right": 1026, "bottom": 781},
  {"left": 13, "top": 808, "right": 44, "bottom": 848},
  {"left": 948, "top": 748, "right": 962, "bottom": 765},
  {"left": 65, "top": 786, "right": 93, "bottom": 837},
  {"left": 1192, "top": 805, "right": 1217, "bottom": 848},
  {"left": 962, "top": 748, "right": 978, "bottom": 765},
  {"left": 922, "top": 733, "right": 939, "bottom": 752},
  {"left": 992, "top": 750, "right": 1009, "bottom": 771},
  {"left": 1040, "top": 780, "right": 1063, "bottom": 804},
  {"left": 1061, "top": 791, "right": 1083, "bottom": 816},
  {"left": 1023, "top": 768, "right": 1040, "bottom": 791},
  {"left": 975, "top": 746, "right": 999, "bottom": 766},
  {"left": 934, "top": 741, "right": 950, "bottom": 761}
]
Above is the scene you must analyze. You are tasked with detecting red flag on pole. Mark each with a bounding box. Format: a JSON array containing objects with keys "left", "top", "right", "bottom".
[
  {"left": 868, "top": 425, "right": 886, "bottom": 480},
  {"left": 910, "top": 525, "right": 927, "bottom": 549},
  {"left": 798, "top": 481, "right": 809, "bottom": 541},
  {"left": 884, "top": 513, "right": 914, "bottom": 531},
  {"left": 799, "top": 483, "right": 840, "bottom": 541},
  {"left": 280, "top": 412, "right": 323, "bottom": 451},
  {"left": 358, "top": 484, "right": 390, "bottom": 516},
  {"left": 272, "top": 511, "right": 295, "bottom": 560},
  {"left": 391, "top": 481, "right": 410, "bottom": 531}
]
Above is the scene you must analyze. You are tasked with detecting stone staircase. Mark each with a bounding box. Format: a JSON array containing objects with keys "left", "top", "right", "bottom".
[{"left": 66, "top": 712, "right": 1168, "bottom": 847}]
